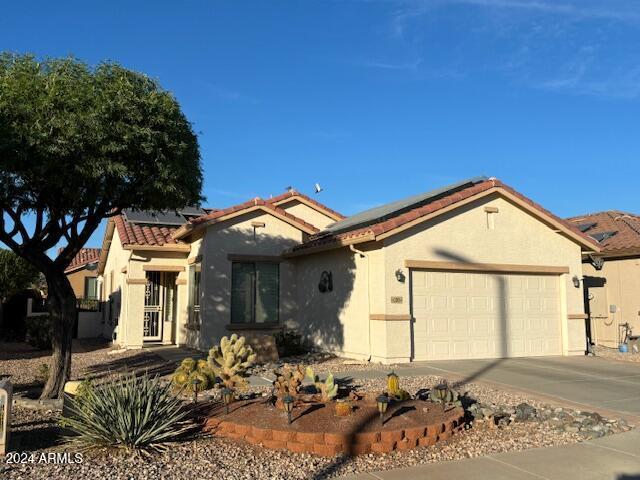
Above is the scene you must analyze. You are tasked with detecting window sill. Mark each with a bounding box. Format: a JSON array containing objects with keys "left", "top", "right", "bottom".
[{"left": 225, "top": 323, "right": 282, "bottom": 331}]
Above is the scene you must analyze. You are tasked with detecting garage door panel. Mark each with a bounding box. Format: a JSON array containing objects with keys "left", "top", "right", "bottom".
[
  {"left": 450, "top": 296, "right": 468, "bottom": 312},
  {"left": 471, "top": 316, "right": 490, "bottom": 334},
  {"left": 412, "top": 270, "right": 562, "bottom": 360},
  {"left": 449, "top": 273, "right": 467, "bottom": 289}
]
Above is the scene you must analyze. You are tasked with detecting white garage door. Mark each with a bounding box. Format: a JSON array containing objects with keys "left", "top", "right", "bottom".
[{"left": 411, "top": 270, "right": 562, "bottom": 360}]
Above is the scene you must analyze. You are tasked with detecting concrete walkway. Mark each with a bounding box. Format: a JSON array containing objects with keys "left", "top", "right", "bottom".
[
  {"left": 331, "top": 356, "right": 640, "bottom": 417},
  {"left": 339, "top": 430, "right": 640, "bottom": 480}
]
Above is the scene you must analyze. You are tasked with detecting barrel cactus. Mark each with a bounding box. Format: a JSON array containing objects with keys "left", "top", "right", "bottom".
[
  {"left": 188, "top": 371, "right": 210, "bottom": 392},
  {"left": 172, "top": 356, "right": 211, "bottom": 392},
  {"left": 172, "top": 368, "right": 190, "bottom": 389},
  {"left": 386, "top": 371, "right": 410, "bottom": 401},
  {"left": 207, "top": 334, "right": 257, "bottom": 390}
]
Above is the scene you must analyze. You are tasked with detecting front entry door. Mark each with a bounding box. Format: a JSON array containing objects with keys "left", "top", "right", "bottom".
[
  {"left": 143, "top": 271, "right": 178, "bottom": 343},
  {"left": 144, "top": 272, "right": 163, "bottom": 341}
]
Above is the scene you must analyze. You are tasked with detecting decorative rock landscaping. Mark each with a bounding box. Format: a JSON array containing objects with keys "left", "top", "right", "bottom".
[{"left": 205, "top": 399, "right": 465, "bottom": 456}]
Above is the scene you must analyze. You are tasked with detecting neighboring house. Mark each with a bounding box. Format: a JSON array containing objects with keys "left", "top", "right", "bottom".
[
  {"left": 28, "top": 247, "right": 104, "bottom": 339},
  {"left": 97, "top": 178, "right": 599, "bottom": 363},
  {"left": 566, "top": 211, "right": 640, "bottom": 348},
  {"left": 64, "top": 247, "right": 101, "bottom": 300}
]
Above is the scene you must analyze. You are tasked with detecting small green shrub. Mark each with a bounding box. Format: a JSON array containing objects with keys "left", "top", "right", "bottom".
[
  {"left": 63, "top": 373, "right": 195, "bottom": 453},
  {"left": 25, "top": 315, "right": 52, "bottom": 350},
  {"left": 274, "top": 329, "right": 308, "bottom": 357}
]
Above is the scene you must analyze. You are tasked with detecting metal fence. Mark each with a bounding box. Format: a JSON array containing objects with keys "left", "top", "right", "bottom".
[{"left": 31, "top": 297, "right": 101, "bottom": 313}]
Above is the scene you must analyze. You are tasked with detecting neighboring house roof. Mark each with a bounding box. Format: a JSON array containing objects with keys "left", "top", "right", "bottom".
[
  {"left": 567, "top": 211, "right": 640, "bottom": 258},
  {"left": 267, "top": 189, "right": 345, "bottom": 221},
  {"left": 288, "top": 177, "right": 600, "bottom": 256},
  {"left": 64, "top": 248, "right": 101, "bottom": 273},
  {"left": 173, "top": 197, "right": 320, "bottom": 240}
]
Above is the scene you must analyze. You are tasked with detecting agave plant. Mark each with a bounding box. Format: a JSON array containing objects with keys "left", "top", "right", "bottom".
[{"left": 63, "top": 373, "right": 196, "bottom": 453}]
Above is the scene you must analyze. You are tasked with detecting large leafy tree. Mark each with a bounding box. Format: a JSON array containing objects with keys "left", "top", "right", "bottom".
[{"left": 0, "top": 54, "right": 203, "bottom": 398}]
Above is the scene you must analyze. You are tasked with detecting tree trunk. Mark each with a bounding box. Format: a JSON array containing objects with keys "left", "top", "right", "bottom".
[{"left": 40, "top": 270, "right": 77, "bottom": 399}]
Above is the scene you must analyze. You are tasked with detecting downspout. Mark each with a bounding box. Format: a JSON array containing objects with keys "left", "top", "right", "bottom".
[{"left": 349, "top": 245, "right": 372, "bottom": 361}]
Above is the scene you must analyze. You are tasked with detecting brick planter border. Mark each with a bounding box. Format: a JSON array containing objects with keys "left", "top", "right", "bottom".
[{"left": 205, "top": 406, "right": 465, "bottom": 456}]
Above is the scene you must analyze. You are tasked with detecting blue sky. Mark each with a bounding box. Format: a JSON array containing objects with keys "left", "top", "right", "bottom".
[{"left": 2, "top": 0, "right": 640, "bottom": 249}]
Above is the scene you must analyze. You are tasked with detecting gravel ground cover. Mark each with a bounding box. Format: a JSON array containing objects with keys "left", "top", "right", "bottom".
[
  {"left": 2, "top": 374, "right": 633, "bottom": 480},
  {"left": 248, "top": 351, "right": 407, "bottom": 378},
  {"left": 594, "top": 345, "right": 640, "bottom": 363},
  {"left": 0, "top": 340, "right": 168, "bottom": 390}
]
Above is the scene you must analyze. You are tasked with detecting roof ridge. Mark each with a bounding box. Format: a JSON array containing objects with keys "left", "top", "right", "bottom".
[
  {"left": 294, "top": 178, "right": 598, "bottom": 254},
  {"left": 267, "top": 189, "right": 345, "bottom": 220}
]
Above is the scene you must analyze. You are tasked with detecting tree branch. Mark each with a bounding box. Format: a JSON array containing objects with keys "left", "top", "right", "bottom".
[{"left": 4, "top": 207, "right": 31, "bottom": 245}]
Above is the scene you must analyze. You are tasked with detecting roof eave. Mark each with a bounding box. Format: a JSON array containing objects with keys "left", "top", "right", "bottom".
[
  {"left": 97, "top": 219, "right": 116, "bottom": 275},
  {"left": 288, "top": 185, "right": 601, "bottom": 257}
]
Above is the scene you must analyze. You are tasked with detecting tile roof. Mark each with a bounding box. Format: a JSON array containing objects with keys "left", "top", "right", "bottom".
[
  {"left": 113, "top": 214, "right": 184, "bottom": 247},
  {"left": 567, "top": 211, "right": 640, "bottom": 256},
  {"left": 64, "top": 248, "right": 101, "bottom": 273},
  {"left": 290, "top": 178, "right": 599, "bottom": 254},
  {"left": 267, "top": 190, "right": 345, "bottom": 220},
  {"left": 185, "top": 197, "right": 319, "bottom": 234}
]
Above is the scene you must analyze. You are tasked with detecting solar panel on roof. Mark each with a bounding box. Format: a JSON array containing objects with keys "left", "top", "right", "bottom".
[
  {"left": 124, "top": 210, "right": 162, "bottom": 224},
  {"left": 323, "top": 176, "right": 488, "bottom": 235},
  {"left": 153, "top": 211, "right": 188, "bottom": 225},
  {"left": 577, "top": 222, "right": 597, "bottom": 232},
  {"left": 124, "top": 206, "right": 208, "bottom": 226},
  {"left": 590, "top": 231, "right": 617, "bottom": 243}
]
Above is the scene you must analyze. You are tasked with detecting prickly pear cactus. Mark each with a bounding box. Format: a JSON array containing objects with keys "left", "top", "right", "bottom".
[
  {"left": 306, "top": 367, "right": 339, "bottom": 401},
  {"left": 208, "top": 334, "right": 257, "bottom": 390},
  {"left": 319, "top": 373, "right": 338, "bottom": 401}
]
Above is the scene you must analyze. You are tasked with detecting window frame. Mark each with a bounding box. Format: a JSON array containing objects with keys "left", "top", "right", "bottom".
[
  {"left": 230, "top": 261, "right": 280, "bottom": 325},
  {"left": 84, "top": 276, "right": 98, "bottom": 300},
  {"left": 188, "top": 263, "right": 202, "bottom": 327}
]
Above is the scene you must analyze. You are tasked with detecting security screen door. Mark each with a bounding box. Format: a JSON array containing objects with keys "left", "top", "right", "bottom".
[{"left": 143, "top": 271, "right": 177, "bottom": 342}]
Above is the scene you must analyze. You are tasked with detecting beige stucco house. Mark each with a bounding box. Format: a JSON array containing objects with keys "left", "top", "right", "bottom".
[
  {"left": 64, "top": 248, "right": 101, "bottom": 300},
  {"left": 96, "top": 191, "right": 343, "bottom": 349},
  {"left": 96, "top": 177, "right": 600, "bottom": 363},
  {"left": 566, "top": 211, "right": 640, "bottom": 348}
]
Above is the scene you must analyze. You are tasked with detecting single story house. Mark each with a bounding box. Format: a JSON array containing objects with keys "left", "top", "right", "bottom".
[
  {"left": 96, "top": 177, "right": 599, "bottom": 363},
  {"left": 566, "top": 211, "right": 640, "bottom": 348},
  {"left": 64, "top": 247, "right": 101, "bottom": 300},
  {"left": 27, "top": 247, "right": 104, "bottom": 339}
]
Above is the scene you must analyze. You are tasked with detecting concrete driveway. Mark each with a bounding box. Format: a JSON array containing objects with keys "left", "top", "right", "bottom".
[{"left": 339, "top": 356, "right": 640, "bottom": 417}]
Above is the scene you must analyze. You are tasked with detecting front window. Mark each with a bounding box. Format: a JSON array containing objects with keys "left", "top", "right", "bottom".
[
  {"left": 231, "top": 262, "right": 279, "bottom": 324},
  {"left": 84, "top": 277, "right": 98, "bottom": 300},
  {"left": 188, "top": 263, "right": 201, "bottom": 326}
]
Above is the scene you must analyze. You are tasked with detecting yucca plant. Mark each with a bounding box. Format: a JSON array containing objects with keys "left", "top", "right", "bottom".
[{"left": 63, "top": 372, "right": 196, "bottom": 454}]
